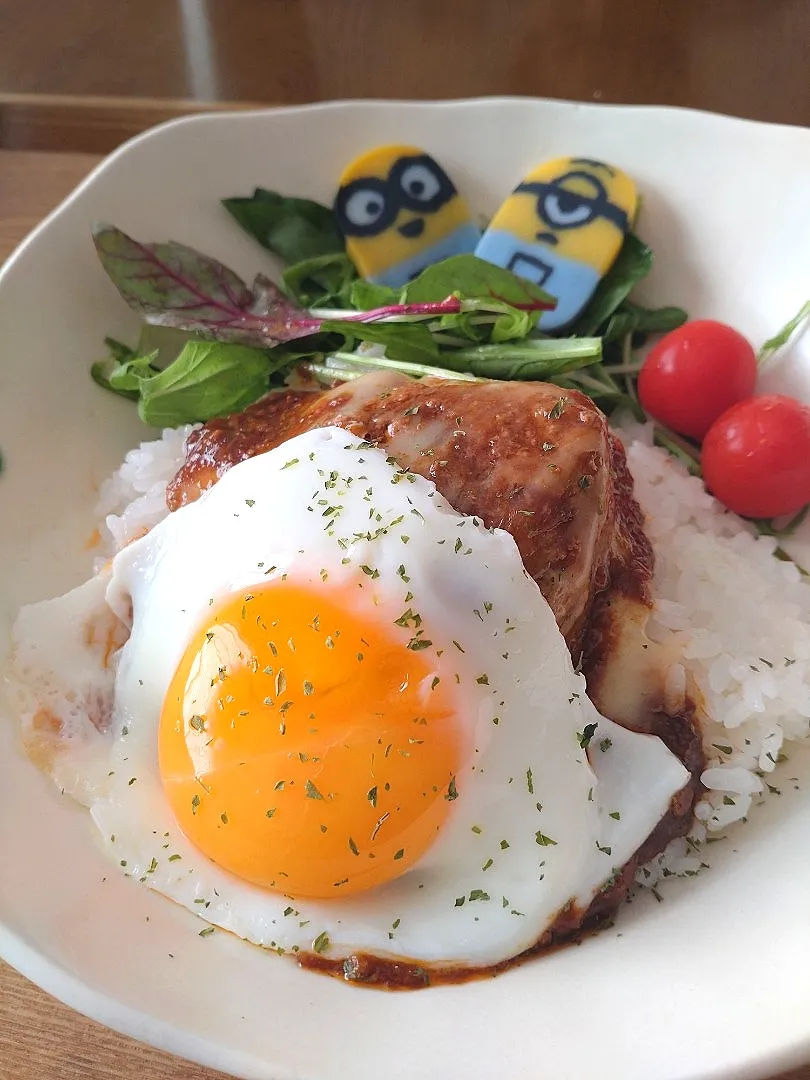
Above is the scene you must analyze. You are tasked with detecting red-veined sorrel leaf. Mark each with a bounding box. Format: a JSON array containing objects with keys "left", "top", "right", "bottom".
[
  {"left": 93, "top": 224, "right": 467, "bottom": 348},
  {"left": 92, "top": 224, "right": 321, "bottom": 346}
]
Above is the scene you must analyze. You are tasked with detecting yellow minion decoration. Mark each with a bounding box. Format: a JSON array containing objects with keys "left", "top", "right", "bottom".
[
  {"left": 475, "top": 157, "right": 638, "bottom": 330},
  {"left": 334, "top": 145, "right": 481, "bottom": 288}
]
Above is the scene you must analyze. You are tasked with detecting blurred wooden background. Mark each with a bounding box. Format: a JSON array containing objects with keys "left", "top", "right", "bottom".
[{"left": 1, "top": 0, "right": 809, "bottom": 154}]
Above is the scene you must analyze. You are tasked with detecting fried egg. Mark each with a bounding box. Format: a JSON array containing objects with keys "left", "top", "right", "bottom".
[{"left": 9, "top": 427, "right": 688, "bottom": 968}]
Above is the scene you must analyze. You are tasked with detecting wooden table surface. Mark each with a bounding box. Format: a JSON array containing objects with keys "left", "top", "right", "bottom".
[
  {"left": 2, "top": 64, "right": 810, "bottom": 1080},
  {"left": 1, "top": 0, "right": 810, "bottom": 154}
]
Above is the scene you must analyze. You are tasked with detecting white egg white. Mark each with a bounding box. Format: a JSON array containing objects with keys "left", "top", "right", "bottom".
[
  {"left": 10, "top": 427, "right": 688, "bottom": 968},
  {"left": 7, "top": 572, "right": 122, "bottom": 804}
]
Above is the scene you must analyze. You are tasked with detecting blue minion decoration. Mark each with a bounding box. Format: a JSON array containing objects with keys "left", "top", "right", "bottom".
[{"left": 475, "top": 157, "right": 638, "bottom": 330}]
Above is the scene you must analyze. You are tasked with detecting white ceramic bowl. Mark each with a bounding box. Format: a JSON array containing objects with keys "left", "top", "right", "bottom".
[{"left": 2, "top": 99, "right": 810, "bottom": 1080}]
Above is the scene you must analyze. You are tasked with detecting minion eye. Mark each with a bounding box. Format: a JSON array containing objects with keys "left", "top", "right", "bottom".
[
  {"left": 519, "top": 171, "right": 628, "bottom": 234},
  {"left": 392, "top": 154, "right": 455, "bottom": 214},
  {"left": 541, "top": 190, "right": 594, "bottom": 228},
  {"left": 334, "top": 178, "right": 395, "bottom": 238},
  {"left": 344, "top": 188, "right": 387, "bottom": 228},
  {"left": 398, "top": 162, "right": 442, "bottom": 204}
]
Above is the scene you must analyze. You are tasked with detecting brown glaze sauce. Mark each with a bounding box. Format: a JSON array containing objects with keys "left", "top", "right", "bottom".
[{"left": 297, "top": 899, "right": 611, "bottom": 990}]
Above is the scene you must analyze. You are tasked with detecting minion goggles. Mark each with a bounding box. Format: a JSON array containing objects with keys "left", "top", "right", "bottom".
[
  {"left": 334, "top": 154, "right": 457, "bottom": 239},
  {"left": 516, "top": 170, "right": 630, "bottom": 239}
]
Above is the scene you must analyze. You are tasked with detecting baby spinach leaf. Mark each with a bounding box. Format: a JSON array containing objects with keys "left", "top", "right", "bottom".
[
  {"left": 222, "top": 188, "right": 343, "bottom": 264},
  {"left": 108, "top": 350, "right": 161, "bottom": 393},
  {"left": 282, "top": 252, "right": 357, "bottom": 308},
  {"left": 348, "top": 258, "right": 554, "bottom": 334},
  {"left": 603, "top": 301, "right": 687, "bottom": 343},
  {"left": 93, "top": 339, "right": 278, "bottom": 425},
  {"left": 625, "top": 302, "right": 688, "bottom": 335},
  {"left": 337, "top": 254, "right": 554, "bottom": 348},
  {"left": 403, "top": 254, "right": 555, "bottom": 314},
  {"left": 350, "top": 280, "right": 400, "bottom": 310},
  {"left": 135, "top": 341, "right": 276, "bottom": 426},
  {"left": 568, "top": 234, "right": 653, "bottom": 337}
]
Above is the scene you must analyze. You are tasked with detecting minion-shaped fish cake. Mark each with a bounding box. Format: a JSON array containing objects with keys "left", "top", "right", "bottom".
[
  {"left": 334, "top": 145, "right": 481, "bottom": 288},
  {"left": 475, "top": 157, "right": 638, "bottom": 331}
]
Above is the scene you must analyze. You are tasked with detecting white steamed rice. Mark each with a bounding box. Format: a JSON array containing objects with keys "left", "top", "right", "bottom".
[
  {"left": 95, "top": 424, "right": 197, "bottom": 552},
  {"left": 92, "top": 422, "right": 810, "bottom": 886}
]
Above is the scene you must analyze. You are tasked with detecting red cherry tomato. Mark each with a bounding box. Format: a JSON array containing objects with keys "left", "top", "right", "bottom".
[
  {"left": 701, "top": 394, "right": 810, "bottom": 518},
  {"left": 638, "top": 320, "right": 757, "bottom": 440}
]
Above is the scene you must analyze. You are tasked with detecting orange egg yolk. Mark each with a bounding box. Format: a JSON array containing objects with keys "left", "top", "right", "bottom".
[{"left": 158, "top": 580, "right": 463, "bottom": 899}]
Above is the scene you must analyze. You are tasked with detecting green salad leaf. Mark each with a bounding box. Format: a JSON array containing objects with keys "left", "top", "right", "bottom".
[
  {"left": 318, "top": 319, "right": 440, "bottom": 366},
  {"left": 350, "top": 280, "right": 398, "bottom": 310},
  {"left": 136, "top": 341, "right": 278, "bottom": 426},
  {"left": 104, "top": 336, "right": 137, "bottom": 364},
  {"left": 282, "top": 252, "right": 357, "bottom": 308},
  {"left": 222, "top": 188, "right": 343, "bottom": 264},
  {"left": 90, "top": 215, "right": 682, "bottom": 433},
  {"left": 758, "top": 298, "right": 810, "bottom": 366},
  {"left": 91, "top": 337, "right": 145, "bottom": 400},
  {"left": 314, "top": 335, "right": 602, "bottom": 385},
  {"left": 602, "top": 301, "right": 688, "bottom": 343},
  {"left": 107, "top": 350, "right": 162, "bottom": 394},
  {"left": 402, "top": 254, "right": 555, "bottom": 312},
  {"left": 87, "top": 187, "right": 810, "bottom": 568},
  {"left": 98, "top": 340, "right": 280, "bottom": 426},
  {"left": 569, "top": 234, "right": 655, "bottom": 336},
  {"left": 435, "top": 337, "right": 603, "bottom": 380},
  {"left": 344, "top": 256, "right": 555, "bottom": 347}
]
